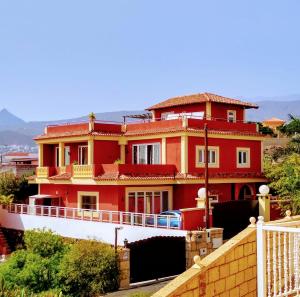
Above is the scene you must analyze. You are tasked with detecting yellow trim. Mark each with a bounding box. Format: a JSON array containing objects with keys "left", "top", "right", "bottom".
[
  {"left": 236, "top": 147, "right": 251, "bottom": 168},
  {"left": 242, "top": 108, "right": 246, "bottom": 123},
  {"left": 36, "top": 131, "right": 264, "bottom": 145},
  {"left": 195, "top": 145, "right": 220, "bottom": 168},
  {"left": 181, "top": 135, "right": 188, "bottom": 173},
  {"left": 227, "top": 110, "right": 237, "bottom": 123},
  {"left": 77, "top": 191, "right": 99, "bottom": 210},
  {"left": 125, "top": 186, "right": 173, "bottom": 212},
  {"left": 206, "top": 102, "right": 212, "bottom": 120},
  {"left": 120, "top": 144, "right": 126, "bottom": 164},
  {"left": 161, "top": 137, "right": 166, "bottom": 165},
  {"left": 30, "top": 176, "right": 268, "bottom": 186},
  {"left": 59, "top": 142, "right": 65, "bottom": 167},
  {"left": 88, "top": 139, "right": 94, "bottom": 165},
  {"left": 73, "top": 164, "right": 93, "bottom": 178},
  {"left": 38, "top": 144, "right": 43, "bottom": 167}
]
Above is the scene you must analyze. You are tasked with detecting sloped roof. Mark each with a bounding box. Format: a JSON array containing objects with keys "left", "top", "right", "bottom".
[
  {"left": 262, "top": 117, "right": 285, "bottom": 123},
  {"left": 147, "top": 92, "right": 258, "bottom": 110}
]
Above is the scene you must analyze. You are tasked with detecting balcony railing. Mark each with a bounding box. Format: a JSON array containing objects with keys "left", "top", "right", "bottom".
[
  {"left": 73, "top": 164, "right": 93, "bottom": 178},
  {"left": 5, "top": 203, "right": 181, "bottom": 230},
  {"left": 36, "top": 167, "right": 49, "bottom": 178}
]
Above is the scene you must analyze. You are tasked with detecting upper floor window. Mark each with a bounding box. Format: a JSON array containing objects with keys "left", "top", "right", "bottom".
[
  {"left": 196, "top": 146, "right": 219, "bottom": 168},
  {"left": 161, "top": 111, "right": 174, "bottom": 120},
  {"left": 55, "top": 147, "right": 59, "bottom": 167},
  {"left": 133, "top": 143, "right": 160, "bottom": 164},
  {"left": 227, "top": 110, "right": 236, "bottom": 123},
  {"left": 78, "top": 145, "right": 88, "bottom": 165},
  {"left": 65, "top": 146, "right": 70, "bottom": 166},
  {"left": 237, "top": 148, "right": 250, "bottom": 168}
]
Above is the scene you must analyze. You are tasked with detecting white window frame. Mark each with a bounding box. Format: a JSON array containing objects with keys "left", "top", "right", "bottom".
[
  {"left": 237, "top": 147, "right": 250, "bottom": 168},
  {"left": 78, "top": 145, "right": 88, "bottom": 165},
  {"left": 125, "top": 187, "right": 173, "bottom": 213},
  {"left": 209, "top": 194, "right": 219, "bottom": 208},
  {"left": 195, "top": 146, "right": 220, "bottom": 168},
  {"left": 227, "top": 110, "right": 237, "bottom": 123},
  {"left": 132, "top": 143, "right": 161, "bottom": 165},
  {"left": 64, "top": 146, "right": 70, "bottom": 166},
  {"left": 55, "top": 146, "right": 59, "bottom": 167},
  {"left": 161, "top": 111, "right": 174, "bottom": 120}
]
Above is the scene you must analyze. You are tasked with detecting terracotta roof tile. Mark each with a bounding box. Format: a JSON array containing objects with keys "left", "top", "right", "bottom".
[
  {"left": 147, "top": 92, "right": 258, "bottom": 110},
  {"left": 48, "top": 173, "right": 72, "bottom": 180}
]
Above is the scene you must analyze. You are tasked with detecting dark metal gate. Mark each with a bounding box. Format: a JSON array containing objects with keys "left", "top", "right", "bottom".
[
  {"left": 127, "top": 236, "right": 186, "bottom": 283},
  {"left": 212, "top": 200, "right": 259, "bottom": 240}
]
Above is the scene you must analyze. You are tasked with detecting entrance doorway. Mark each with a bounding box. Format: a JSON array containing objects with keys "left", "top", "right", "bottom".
[{"left": 238, "top": 185, "right": 253, "bottom": 200}]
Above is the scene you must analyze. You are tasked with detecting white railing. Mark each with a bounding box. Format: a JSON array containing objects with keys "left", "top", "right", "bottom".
[
  {"left": 257, "top": 216, "right": 300, "bottom": 297},
  {"left": 4, "top": 204, "right": 181, "bottom": 230}
]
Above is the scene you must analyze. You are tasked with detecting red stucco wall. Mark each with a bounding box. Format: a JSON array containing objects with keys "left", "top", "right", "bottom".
[
  {"left": 166, "top": 137, "right": 181, "bottom": 171},
  {"left": 94, "top": 140, "right": 120, "bottom": 164}
]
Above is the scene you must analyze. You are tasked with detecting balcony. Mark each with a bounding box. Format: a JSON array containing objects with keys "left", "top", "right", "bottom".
[
  {"left": 124, "top": 117, "right": 258, "bottom": 134},
  {"left": 36, "top": 164, "right": 176, "bottom": 179},
  {"left": 73, "top": 164, "right": 93, "bottom": 178}
]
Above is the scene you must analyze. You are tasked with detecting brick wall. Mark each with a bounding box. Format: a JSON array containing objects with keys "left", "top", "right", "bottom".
[{"left": 153, "top": 226, "right": 257, "bottom": 297}]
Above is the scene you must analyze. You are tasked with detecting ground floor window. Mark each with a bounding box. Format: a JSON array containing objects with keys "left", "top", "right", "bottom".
[
  {"left": 78, "top": 191, "right": 99, "bottom": 210},
  {"left": 126, "top": 188, "right": 172, "bottom": 214}
]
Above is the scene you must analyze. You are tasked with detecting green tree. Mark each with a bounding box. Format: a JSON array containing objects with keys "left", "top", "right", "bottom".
[
  {"left": 264, "top": 153, "right": 300, "bottom": 214},
  {"left": 59, "top": 240, "right": 119, "bottom": 296},
  {"left": 0, "top": 230, "right": 68, "bottom": 293},
  {"left": 278, "top": 114, "right": 300, "bottom": 136},
  {"left": 0, "top": 173, "right": 36, "bottom": 202}
]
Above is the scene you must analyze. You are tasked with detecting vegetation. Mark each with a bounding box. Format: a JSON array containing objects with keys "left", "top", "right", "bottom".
[
  {"left": 0, "top": 230, "right": 119, "bottom": 296},
  {"left": 59, "top": 240, "right": 119, "bottom": 296},
  {"left": 0, "top": 194, "right": 13, "bottom": 205},
  {"left": 278, "top": 114, "right": 300, "bottom": 136},
  {"left": 129, "top": 292, "right": 153, "bottom": 297},
  {"left": 0, "top": 173, "right": 35, "bottom": 203},
  {"left": 258, "top": 122, "right": 276, "bottom": 137}
]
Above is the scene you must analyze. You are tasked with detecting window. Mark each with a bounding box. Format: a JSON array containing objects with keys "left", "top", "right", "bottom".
[
  {"left": 161, "top": 111, "right": 174, "bottom": 120},
  {"left": 78, "top": 145, "right": 88, "bottom": 165},
  {"left": 78, "top": 191, "right": 99, "bottom": 210},
  {"left": 132, "top": 143, "right": 160, "bottom": 164},
  {"left": 227, "top": 110, "right": 236, "bottom": 123},
  {"left": 126, "top": 189, "right": 171, "bottom": 214},
  {"left": 81, "top": 195, "right": 97, "bottom": 210},
  {"left": 237, "top": 148, "right": 250, "bottom": 168},
  {"left": 55, "top": 147, "right": 59, "bottom": 167},
  {"left": 196, "top": 146, "right": 219, "bottom": 168},
  {"left": 65, "top": 146, "right": 70, "bottom": 166}
]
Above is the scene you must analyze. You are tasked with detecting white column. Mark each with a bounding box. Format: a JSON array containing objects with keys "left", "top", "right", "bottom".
[
  {"left": 181, "top": 135, "right": 188, "bottom": 174},
  {"left": 257, "top": 216, "right": 266, "bottom": 297}
]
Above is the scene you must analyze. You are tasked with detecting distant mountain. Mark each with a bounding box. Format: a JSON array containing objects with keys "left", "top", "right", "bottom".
[
  {"left": 1, "top": 96, "right": 300, "bottom": 145},
  {"left": 247, "top": 100, "right": 300, "bottom": 122},
  {"left": 0, "top": 108, "right": 25, "bottom": 128},
  {"left": 0, "top": 130, "right": 35, "bottom": 146}
]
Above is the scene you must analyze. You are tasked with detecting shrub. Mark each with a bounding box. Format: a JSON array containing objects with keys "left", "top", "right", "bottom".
[
  {"left": 0, "top": 230, "right": 68, "bottom": 293},
  {"left": 59, "top": 240, "right": 119, "bottom": 296}
]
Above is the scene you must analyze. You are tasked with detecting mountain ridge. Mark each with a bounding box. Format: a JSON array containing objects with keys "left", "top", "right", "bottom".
[{"left": 1, "top": 98, "right": 300, "bottom": 145}]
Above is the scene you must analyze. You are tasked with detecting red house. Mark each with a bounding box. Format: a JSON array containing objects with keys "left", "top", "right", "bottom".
[{"left": 29, "top": 93, "right": 266, "bottom": 222}]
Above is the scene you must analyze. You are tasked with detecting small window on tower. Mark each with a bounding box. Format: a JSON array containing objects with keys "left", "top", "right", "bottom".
[{"left": 227, "top": 110, "right": 236, "bottom": 123}]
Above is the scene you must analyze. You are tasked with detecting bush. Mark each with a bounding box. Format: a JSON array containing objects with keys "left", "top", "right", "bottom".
[
  {"left": 0, "top": 230, "right": 68, "bottom": 293},
  {"left": 59, "top": 240, "right": 119, "bottom": 296}
]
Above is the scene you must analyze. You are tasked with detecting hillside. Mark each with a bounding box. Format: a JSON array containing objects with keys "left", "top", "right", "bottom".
[{"left": 1, "top": 97, "right": 300, "bottom": 145}]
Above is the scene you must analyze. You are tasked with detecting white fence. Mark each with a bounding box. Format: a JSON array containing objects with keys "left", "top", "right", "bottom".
[
  {"left": 0, "top": 204, "right": 187, "bottom": 245},
  {"left": 257, "top": 216, "right": 300, "bottom": 297},
  {"left": 5, "top": 203, "right": 181, "bottom": 230}
]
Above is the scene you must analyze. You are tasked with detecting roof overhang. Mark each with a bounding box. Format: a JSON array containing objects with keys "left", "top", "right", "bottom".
[{"left": 29, "top": 194, "right": 60, "bottom": 199}]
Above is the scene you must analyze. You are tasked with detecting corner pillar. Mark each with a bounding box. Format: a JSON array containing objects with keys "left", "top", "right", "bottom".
[
  {"left": 181, "top": 135, "right": 188, "bottom": 174},
  {"left": 59, "top": 142, "right": 65, "bottom": 167},
  {"left": 161, "top": 137, "right": 166, "bottom": 164},
  {"left": 88, "top": 139, "right": 94, "bottom": 165},
  {"left": 38, "top": 144, "right": 44, "bottom": 167}
]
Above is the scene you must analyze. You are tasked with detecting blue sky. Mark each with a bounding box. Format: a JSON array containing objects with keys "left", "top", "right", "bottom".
[{"left": 0, "top": 1, "right": 299, "bottom": 121}]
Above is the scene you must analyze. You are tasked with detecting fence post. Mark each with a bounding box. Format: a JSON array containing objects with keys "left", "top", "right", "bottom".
[
  {"left": 257, "top": 216, "right": 266, "bottom": 297},
  {"left": 120, "top": 212, "right": 123, "bottom": 225}
]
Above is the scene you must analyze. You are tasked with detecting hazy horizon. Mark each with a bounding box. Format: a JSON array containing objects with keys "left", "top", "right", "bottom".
[{"left": 0, "top": 1, "right": 299, "bottom": 121}]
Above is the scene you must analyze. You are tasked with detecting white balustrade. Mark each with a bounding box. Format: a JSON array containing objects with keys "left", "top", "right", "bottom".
[
  {"left": 257, "top": 216, "right": 300, "bottom": 297},
  {"left": 3, "top": 203, "right": 180, "bottom": 230}
]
